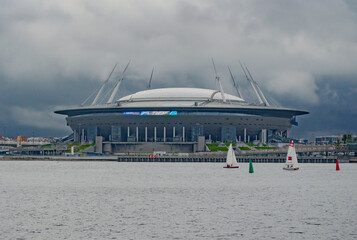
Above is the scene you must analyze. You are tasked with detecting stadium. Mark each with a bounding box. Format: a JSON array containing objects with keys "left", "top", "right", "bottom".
[{"left": 55, "top": 63, "right": 309, "bottom": 154}]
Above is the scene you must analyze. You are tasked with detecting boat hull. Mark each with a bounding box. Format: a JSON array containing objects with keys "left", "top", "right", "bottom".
[
  {"left": 223, "top": 166, "right": 239, "bottom": 168},
  {"left": 283, "top": 167, "right": 299, "bottom": 171}
]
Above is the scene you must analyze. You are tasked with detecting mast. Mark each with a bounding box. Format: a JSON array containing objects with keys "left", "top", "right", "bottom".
[
  {"left": 92, "top": 63, "right": 117, "bottom": 105},
  {"left": 245, "top": 65, "right": 270, "bottom": 106},
  {"left": 107, "top": 60, "right": 131, "bottom": 104},
  {"left": 239, "top": 61, "right": 263, "bottom": 105},
  {"left": 227, "top": 66, "right": 242, "bottom": 98},
  {"left": 211, "top": 58, "right": 226, "bottom": 103},
  {"left": 147, "top": 67, "right": 154, "bottom": 89},
  {"left": 80, "top": 85, "right": 101, "bottom": 106}
]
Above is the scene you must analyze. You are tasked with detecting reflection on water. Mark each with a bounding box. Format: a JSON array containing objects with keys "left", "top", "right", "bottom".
[{"left": 0, "top": 162, "right": 356, "bottom": 239}]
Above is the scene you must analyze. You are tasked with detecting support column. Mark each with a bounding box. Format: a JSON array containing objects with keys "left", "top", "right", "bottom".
[
  {"left": 173, "top": 126, "right": 176, "bottom": 138},
  {"left": 164, "top": 126, "right": 166, "bottom": 142},
  {"left": 145, "top": 127, "right": 148, "bottom": 142},
  {"left": 154, "top": 127, "right": 157, "bottom": 142},
  {"left": 244, "top": 128, "right": 247, "bottom": 142},
  {"left": 239, "top": 135, "right": 241, "bottom": 142},
  {"left": 81, "top": 129, "right": 85, "bottom": 143},
  {"left": 265, "top": 129, "right": 267, "bottom": 144},
  {"left": 95, "top": 136, "right": 103, "bottom": 153},
  {"left": 182, "top": 126, "right": 185, "bottom": 142},
  {"left": 261, "top": 129, "right": 267, "bottom": 144},
  {"left": 127, "top": 126, "right": 130, "bottom": 137},
  {"left": 247, "top": 135, "right": 250, "bottom": 143},
  {"left": 136, "top": 126, "right": 139, "bottom": 142},
  {"left": 74, "top": 130, "right": 78, "bottom": 142}
]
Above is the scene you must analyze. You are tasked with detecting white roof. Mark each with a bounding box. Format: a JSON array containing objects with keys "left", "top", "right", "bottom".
[{"left": 118, "top": 88, "right": 245, "bottom": 102}]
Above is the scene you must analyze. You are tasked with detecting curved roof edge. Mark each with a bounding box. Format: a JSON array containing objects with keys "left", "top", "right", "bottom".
[
  {"left": 54, "top": 105, "right": 309, "bottom": 118},
  {"left": 117, "top": 87, "right": 245, "bottom": 103}
]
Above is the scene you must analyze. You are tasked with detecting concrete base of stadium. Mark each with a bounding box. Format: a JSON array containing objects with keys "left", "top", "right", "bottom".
[
  {"left": 100, "top": 142, "right": 203, "bottom": 154},
  {"left": 97, "top": 136, "right": 207, "bottom": 154}
]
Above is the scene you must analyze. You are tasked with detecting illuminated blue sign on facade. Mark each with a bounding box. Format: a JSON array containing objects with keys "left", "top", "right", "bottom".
[{"left": 123, "top": 111, "right": 178, "bottom": 116}]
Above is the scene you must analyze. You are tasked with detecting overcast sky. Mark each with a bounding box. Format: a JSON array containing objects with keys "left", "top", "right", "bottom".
[{"left": 0, "top": 0, "right": 356, "bottom": 140}]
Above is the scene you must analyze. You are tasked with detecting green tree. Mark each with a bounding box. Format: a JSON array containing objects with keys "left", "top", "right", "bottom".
[{"left": 342, "top": 134, "right": 352, "bottom": 143}]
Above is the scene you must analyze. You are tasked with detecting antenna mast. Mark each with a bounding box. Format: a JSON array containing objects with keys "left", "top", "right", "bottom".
[
  {"left": 227, "top": 66, "right": 242, "bottom": 99},
  {"left": 107, "top": 60, "right": 131, "bottom": 104},
  {"left": 92, "top": 63, "right": 117, "bottom": 105},
  {"left": 239, "top": 61, "right": 263, "bottom": 105},
  {"left": 147, "top": 67, "right": 154, "bottom": 89},
  {"left": 245, "top": 65, "right": 270, "bottom": 106},
  {"left": 80, "top": 85, "right": 100, "bottom": 106},
  {"left": 211, "top": 59, "right": 226, "bottom": 103}
]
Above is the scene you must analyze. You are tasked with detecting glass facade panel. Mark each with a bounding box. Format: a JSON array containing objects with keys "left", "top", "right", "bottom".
[
  {"left": 87, "top": 126, "right": 98, "bottom": 142},
  {"left": 191, "top": 125, "right": 204, "bottom": 142},
  {"left": 111, "top": 125, "right": 121, "bottom": 142},
  {"left": 221, "top": 126, "right": 236, "bottom": 142}
]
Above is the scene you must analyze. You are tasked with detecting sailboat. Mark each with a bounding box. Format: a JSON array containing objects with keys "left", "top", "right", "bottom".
[
  {"left": 224, "top": 144, "right": 239, "bottom": 168},
  {"left": 283, "top": 141, "right": 299, "bottom": 171}
]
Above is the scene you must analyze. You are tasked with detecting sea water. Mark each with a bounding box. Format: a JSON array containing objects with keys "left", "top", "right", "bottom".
[{"left": 0, "top": 161, "right": 356, "bottom": 239}]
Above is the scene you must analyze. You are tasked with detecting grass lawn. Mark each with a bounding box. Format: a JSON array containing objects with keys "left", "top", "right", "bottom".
[
  {"left": 67, "top": 142, "right": 81, "bottom": 149},
  {"left": 207, "top": 142, "right": 228, "bottom": 152},
  {"left": 255, "top": 146, "right": 277, "bottom": 150},
  {"left": 238, "top": 147, "right": 251, "bottom": 151},
  {"left": 78, "top": 143, "right": 95, "bottom": 151},
  {"left": 245, "top": 142, "right": 256, "bottom": 147},
  {"left": 66, "top": 142, "right": 95, "bottom": 152},
  {"left": 224, "top": 142, "right": 236, "bottom": 147}
]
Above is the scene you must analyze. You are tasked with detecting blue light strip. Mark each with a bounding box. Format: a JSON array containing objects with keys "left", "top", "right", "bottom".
[{"left": 123, "top": 111, "right": 178, "bottom": 116}]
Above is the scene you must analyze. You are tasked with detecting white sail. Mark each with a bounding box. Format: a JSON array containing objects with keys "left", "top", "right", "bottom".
[
  {"left": 231, "top": 148, "right": 238, "bottom": 167},
  {"left": 226, "top": 144, "right": 238, "bottom": 167},
  {"left": 284, "top": 141, "right": 299, "bottom": 170},
  {"left": 226, "top": 144, "right": 233, "bottom": 166}
]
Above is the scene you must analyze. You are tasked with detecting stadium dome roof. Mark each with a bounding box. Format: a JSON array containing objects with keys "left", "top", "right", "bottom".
[{"left": 117, "top": 88, "right": 245, "bottom": 103}]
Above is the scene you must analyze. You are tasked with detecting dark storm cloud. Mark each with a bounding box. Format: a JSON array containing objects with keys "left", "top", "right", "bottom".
[
  {"left": 281, "top": 77, "right": 357, "bottom": 140},
  {"left": 0, "top": 72, "right": 99, "bottom": 136},
  {"left": 0, "top": 0, "right": 356, "bottom": 138}
]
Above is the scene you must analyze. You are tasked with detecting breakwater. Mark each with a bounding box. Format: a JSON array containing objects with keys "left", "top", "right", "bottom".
[{"left": 117, "top": 156, "right": 340, "bottom": 163}]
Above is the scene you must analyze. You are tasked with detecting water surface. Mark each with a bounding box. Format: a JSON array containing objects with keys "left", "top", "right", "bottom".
[{"left": 1, "top": 161, "right": 356, "bottom": 239}]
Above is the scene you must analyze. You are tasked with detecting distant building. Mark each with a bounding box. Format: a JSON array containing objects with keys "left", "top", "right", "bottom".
[
  {"left": 0, "top": 135, "right": 9, "bottom": 141},
  {"left": 298, "top": 138, "right": 309, "bottom": 144},
  {"left": 315, "top": 135, "right": 357, "bottom": 145},
  {"left": 315, "top": 136, "right": 341, "bottom": 145},
  {"left": 11, "top": 136, "right": 28, "bottom": 142}
]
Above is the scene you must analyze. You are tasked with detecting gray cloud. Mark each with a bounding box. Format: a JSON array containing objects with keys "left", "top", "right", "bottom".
[{"left": 0, "top": 0, "right": 357, "bottom": 139}]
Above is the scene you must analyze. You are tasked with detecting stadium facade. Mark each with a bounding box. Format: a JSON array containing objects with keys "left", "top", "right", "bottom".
[{"left": 55, "top": 64, "right": 308, "bottom": 153}]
